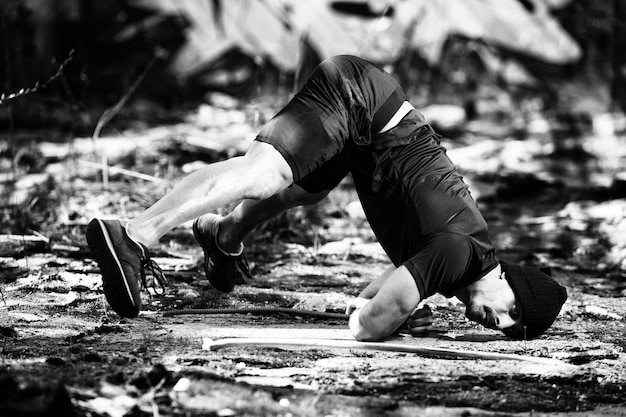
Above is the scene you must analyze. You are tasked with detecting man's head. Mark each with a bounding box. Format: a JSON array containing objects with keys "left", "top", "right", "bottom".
[
  {"left": 499, "top": 260, "right": 568, "bottom": 339},
  {"left": 460, "top": 262, "right": 567, "bottom": 340}
]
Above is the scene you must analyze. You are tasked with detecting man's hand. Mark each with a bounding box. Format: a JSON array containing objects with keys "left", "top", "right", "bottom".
[
  {"left": 403, "top": 305, "right": 434, "bottom": 335},
  {"left": 345, "top": 297, "right": 370, "bottom": 315}
]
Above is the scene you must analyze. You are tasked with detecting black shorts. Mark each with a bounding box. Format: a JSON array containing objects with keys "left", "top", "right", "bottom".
[
  {"left": 348, "top": 121, "right": 497, "bottom": 296},
  {"left": 402, "top": 232, "right": 497, "bottom": 299},
  {"left": 255, "top": 56, "right": 417, "bottom": 186},
  {"left": 255, "top": 56, "right": 497, "bottom": 297}
]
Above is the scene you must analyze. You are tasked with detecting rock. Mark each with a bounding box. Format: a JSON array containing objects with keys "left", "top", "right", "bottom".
[
  {"left": 176, "top": 288, "right": 200, "bottom": 300},
  {"left": 345, "top": 200, "right": 366, "bottom": 220},
  {"left": 0, "top": 233, "right": 49, "bottom": 257},
  {"left": 592, "top": 112, "right": 626, "bottom": 137},
  {"left": 291, "top": 292, "right": 348, "bottom": 312},
  {"left": 0, "top": 326, "right": 18, "bottom": 338},
  {"left": 9, "top": 312, "right": 47, "bottom": 322},
  {"left": 316, "top": 238, "right": 386, "bottom": 261},
  {"left": 0, "top": 379, "right": 75, "bottom": 417},
  {"left": 205, "top": 92, "right": 241, "bottom": 109},
  {"left": 583, "top": 305, "right": 622, "bottom": 321},
  {"left": 189, "top": 104, "right": 247, "bottom": 128},
  {"left": 172, "top": 377, "right": 191, "bottom": 392},
  {"left": 181, "top": 160, "right": 210, "bottom": 173},
  {"left": 559, "top": 199, "right": 626, "bottom": 269}
]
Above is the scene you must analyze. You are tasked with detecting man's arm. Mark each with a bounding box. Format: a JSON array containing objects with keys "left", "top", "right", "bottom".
[
  {"left": 349, "top": 265, "right": 421, "bottom": 341},
  {"left": 355, "top": 265, "right": 396, "bottom": 299},
  {"left": 345, "top": 265, "right": 397, "bottom": 317}
]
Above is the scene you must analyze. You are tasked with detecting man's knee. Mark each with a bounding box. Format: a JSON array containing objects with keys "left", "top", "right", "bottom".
[
  {"left": 241, "top": 169, "right": 291, "bottom": 201},
  {"left": 427, "top": 233, "right": 474, "bottom": 275},
  {"left": 241, "top": 142, "right": 294, "bottom": 200},
  {"left": 405, "top": 233, "right": 473, "bottom": 283}
]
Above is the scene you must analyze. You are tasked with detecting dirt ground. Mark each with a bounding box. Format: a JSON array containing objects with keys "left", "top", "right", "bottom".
[{"left": 1, "top": 118, "right": 626, "bottom": 416}]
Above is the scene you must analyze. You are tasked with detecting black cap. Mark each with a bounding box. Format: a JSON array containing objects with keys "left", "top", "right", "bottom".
[{"left": 500, "top": 261, "right": 568, "bottom": 340}]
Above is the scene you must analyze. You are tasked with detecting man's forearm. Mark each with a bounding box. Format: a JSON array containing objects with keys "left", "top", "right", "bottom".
[{"left": 349, "top": 265, "right": 420, "bottom": 341}]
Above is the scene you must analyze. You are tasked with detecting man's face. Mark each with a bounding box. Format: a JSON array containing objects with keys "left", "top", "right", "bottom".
[{"left": 464, "top": 270, "right": 524, "bottom": 337}]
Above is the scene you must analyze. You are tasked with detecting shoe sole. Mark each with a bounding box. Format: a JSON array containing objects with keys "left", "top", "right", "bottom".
[
  {"left": 87, "top": 219, "right": 140, "bottom": 317},
  {"left": 192, "top": 218, "right": 235, "bottom": 293}
]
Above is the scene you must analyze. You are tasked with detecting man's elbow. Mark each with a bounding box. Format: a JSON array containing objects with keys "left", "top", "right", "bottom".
[
  {"left": 350, "top": 323, "right": 377, "bottom": 342},
  {"left": 349, "top": 305, "right": 398, "bottom": 342},
  {"left": 352, "top": 329, "right": 382, "bottom": 342}
]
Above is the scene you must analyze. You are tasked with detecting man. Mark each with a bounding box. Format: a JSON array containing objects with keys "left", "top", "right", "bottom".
[{"left": 87, "top": 55, "right": 567, "bottom": 341}]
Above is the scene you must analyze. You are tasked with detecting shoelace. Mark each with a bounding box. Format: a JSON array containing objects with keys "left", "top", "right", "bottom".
[
  {"left": 122, "top": 224, "right": 167, "bottom": 296},
  {"left": 139, "top": 251, "right": 168, "bottom": 296},
  {"left": 236, "top": 251, "right": 253, "bottom": 280}
]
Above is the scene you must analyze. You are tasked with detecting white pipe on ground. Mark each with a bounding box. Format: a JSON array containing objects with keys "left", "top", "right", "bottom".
[{"left": 202, "top": 337, "right": 576, "bottom": 368}]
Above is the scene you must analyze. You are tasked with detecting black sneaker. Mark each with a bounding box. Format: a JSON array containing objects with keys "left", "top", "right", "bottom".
[
  {"left": 86, "top": 218, "right": 166, "bottom": 318},
  {"left": 192, "top": 216, "right": 252, "bottom": 293}
]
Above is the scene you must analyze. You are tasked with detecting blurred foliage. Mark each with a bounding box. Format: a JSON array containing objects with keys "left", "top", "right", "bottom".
[{"left": 0, "top": 0, "right": 624, "bottom": 132}]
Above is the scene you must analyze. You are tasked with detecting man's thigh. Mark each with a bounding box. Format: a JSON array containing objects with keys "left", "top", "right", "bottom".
[
  {"left": 403, "top": 233, "right": 478, "bottom": 299},
  {"left": 295, "top": 148, "right": 351, "bottom": 193}
]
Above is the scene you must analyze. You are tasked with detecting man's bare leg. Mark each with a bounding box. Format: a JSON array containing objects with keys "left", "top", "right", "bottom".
[
  {"left": 86, "top": 141, "right": 293, "bottom": 316},
  {"left": 127, "top": 142, "right": 293, "bottom": 246}
]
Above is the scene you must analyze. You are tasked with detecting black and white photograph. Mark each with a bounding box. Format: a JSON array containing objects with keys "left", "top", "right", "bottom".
[{"left": 1, "top": 0, "right": 625, "bottom": 416}]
